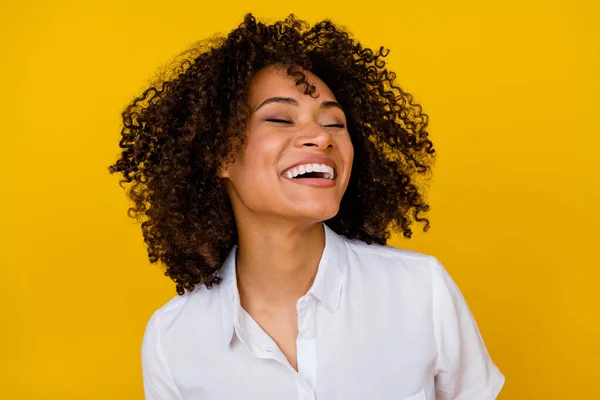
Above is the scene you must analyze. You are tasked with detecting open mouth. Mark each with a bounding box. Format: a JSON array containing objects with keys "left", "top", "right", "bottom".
[
  {"left": 282, "top": 164, "right": 336, "bottom": 180},
  {"left": 293, "top": 171, "right": 329, "bottom": 179}
]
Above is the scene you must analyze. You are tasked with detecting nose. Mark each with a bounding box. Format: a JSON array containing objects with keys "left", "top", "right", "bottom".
[{"left": 294, "top": 124, "right": 335, "bottom": 150}]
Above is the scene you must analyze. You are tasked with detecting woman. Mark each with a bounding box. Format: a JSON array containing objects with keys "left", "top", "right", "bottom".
[{"left": 109, "top": 13, "right": 505, "bottom": 399}]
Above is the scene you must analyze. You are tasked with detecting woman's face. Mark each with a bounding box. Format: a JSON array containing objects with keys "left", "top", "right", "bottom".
[{"left": 220, "top": 64, "right": 354, "bottom": 225}]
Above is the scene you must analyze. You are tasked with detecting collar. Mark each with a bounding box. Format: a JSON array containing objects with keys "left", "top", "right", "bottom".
[{"left": 218, "top": 222, "right": 347, "bottom": 348}]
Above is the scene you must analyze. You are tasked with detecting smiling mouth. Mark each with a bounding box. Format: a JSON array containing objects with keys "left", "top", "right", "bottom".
[
  {"left": 282, "top": 174, "right": 337, "bottom": 188},
  {"left": 290, "top": 171, "right": 331, "bottom": 179},
  {"left": 306, "top": 172, "right": 327, "bottom": 178},
  {"left": 281, "top": 164, "right": 336, "bottom": 180},
  {"left": 281, "top": 167, "right": 337, "bottom": 188}
]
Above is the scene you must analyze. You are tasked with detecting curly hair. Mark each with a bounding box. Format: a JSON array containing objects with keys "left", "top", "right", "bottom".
[{"left": 108, "top": 13, "right": 436, "bottom": 295}]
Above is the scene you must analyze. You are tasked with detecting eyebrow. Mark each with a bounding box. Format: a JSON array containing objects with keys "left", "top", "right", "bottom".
[{"left": 254, "top": 96, "right": 344, "bottom": 112}]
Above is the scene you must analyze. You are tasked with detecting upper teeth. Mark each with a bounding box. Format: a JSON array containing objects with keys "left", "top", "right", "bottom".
[{"left": 284, "top": 163, "right": 335, "bottom": 180}]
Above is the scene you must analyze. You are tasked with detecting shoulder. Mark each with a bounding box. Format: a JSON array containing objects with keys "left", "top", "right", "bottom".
[
  {"left": 342, "top": 236, "right": 439, "bottom": 275},
  {"left": 143, "top": 284, "right": 220, "bottom": 340},
  {"left": 337, "top": 237, "right": 448, "bottom": 303}
]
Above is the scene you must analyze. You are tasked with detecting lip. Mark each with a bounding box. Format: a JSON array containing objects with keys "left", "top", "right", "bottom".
[
  {"left": 280, "top": 156, "right": 338, "bottom": 179},
  {"left": 282, "top": 176, "right": 336, "bottom": 188}
]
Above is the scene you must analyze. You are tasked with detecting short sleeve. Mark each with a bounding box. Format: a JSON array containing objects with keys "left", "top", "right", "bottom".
[
  {"left": 141, "top": 312, "right": 184, "bottom": 400},
  {"left": 430, "top": 256, "right": 505, "bottom": 399}
]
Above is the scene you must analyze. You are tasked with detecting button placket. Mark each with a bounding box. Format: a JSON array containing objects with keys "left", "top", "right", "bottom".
[
  {"left": 296, "top": 296, "right": 317, "bottom": 395},
  {"left": 239, "top": 308, "right": 289, "bottom": 365},
  {"left": 297, "top": 296, "right": 314, "bottom": 339}
]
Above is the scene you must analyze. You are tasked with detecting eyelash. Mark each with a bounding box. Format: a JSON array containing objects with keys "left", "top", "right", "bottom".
[{"left": 266, "top": 118, "right": 345, "bottom": 128}]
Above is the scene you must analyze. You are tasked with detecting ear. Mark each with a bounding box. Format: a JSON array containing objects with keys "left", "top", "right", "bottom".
[{"left": 217, "top": 162, "right": 230, "bottom": 179}]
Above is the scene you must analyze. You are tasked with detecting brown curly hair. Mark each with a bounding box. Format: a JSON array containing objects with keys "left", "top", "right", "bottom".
[{"left": 108, "top": 13, "right": 436, "bottom": 295}]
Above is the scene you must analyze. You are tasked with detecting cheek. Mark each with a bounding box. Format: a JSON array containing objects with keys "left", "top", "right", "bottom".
[
  {"left": 341, "top": 136, "right": 354, "bottom": 166},
  {"left": 230, "top": 140, "right": 280, "bottom": 186},
  {"left": 348, "top": 141, "right": 355, "bottom": 162},
  {"left": 339, "top": 138, "right": 354, "bottom": 189}
]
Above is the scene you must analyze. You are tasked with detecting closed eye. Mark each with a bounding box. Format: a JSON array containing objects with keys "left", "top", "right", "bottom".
[
  {"left": 266, "top": 119, "right": 345, "bottom": 128},
  {"left": 265, "top": 118, "right": 346, "bottom": 129}
]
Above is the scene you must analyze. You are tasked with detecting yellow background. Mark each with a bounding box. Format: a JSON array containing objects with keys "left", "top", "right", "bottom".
[{"left": 1, "top": 0, "right": 598, "bottom": 398}]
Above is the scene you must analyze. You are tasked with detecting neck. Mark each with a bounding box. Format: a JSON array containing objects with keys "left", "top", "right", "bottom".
[{"left": 234, "top": 219, "right": 325, "bottom": 311}]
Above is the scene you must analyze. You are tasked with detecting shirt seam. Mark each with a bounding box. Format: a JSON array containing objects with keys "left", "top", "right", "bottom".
[
  {"left": 429, "top": 255, "right": 444, "bottom": 376},
  {"left": 152, "top": 312, "right": 185, "bottom": 399},
  {"left": 345, "top": 240, "right": 432, "bottom": 260}
]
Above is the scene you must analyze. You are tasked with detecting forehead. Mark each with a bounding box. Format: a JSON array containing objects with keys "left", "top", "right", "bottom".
[{"left": 247, "top": 65, "right": 337, "bottom": 105}]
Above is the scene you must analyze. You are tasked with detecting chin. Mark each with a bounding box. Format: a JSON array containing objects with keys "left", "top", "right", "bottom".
[{"left": 298, "top": 205, "right": 340, "bottom": 222}]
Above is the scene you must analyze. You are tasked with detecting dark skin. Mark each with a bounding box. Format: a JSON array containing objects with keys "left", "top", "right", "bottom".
[
  {"left": 108, "top": 14, "right": 435, "bottom": 300},
  {"left": 218, "top": 64, "right": 354, "bottom": 371}
]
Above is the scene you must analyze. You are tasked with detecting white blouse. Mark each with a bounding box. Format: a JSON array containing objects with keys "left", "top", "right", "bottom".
[{"left": 142, "top": 222, "right": 505, "bottom": 399}]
